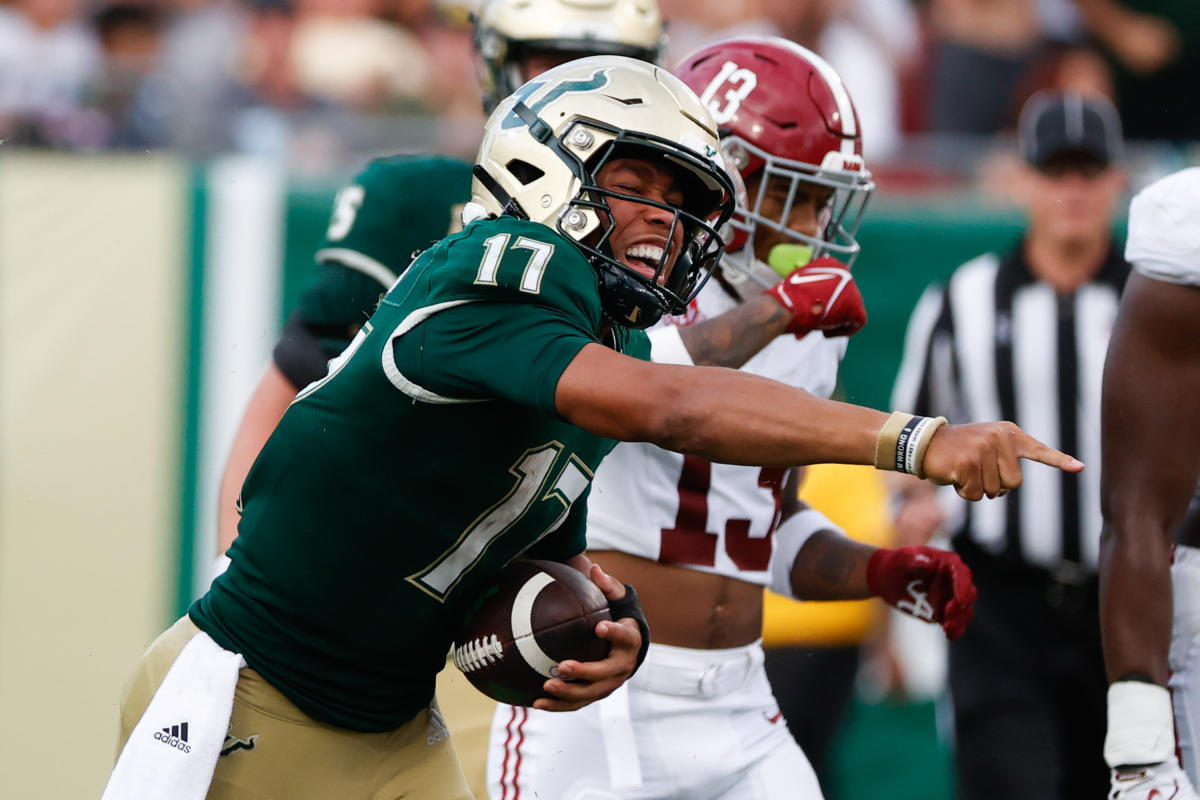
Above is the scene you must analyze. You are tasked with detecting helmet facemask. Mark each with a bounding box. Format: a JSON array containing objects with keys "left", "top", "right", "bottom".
[
  {"left": 673, "top": 37, "right": 877, "bottom": 293},
  {"left": 566, "top": 136, "right": 734, "bottom": 328},
  {"left": 470, "top": 56, "right": 736, "bottom": 328},
  {"left": 721, "top": 136, "right": 874, "bottom": 290}
]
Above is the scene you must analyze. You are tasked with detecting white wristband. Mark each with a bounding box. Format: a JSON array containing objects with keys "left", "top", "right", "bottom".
[
  {"left": 1104, "top": 680, "right": 1177, "bottom": 767},
  {"left": 769, "top": 508, "right": 843, "bottom": 598}
]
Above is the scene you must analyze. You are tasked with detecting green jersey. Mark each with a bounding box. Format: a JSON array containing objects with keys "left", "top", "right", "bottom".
[
  {"left": 192, "top": 215, "right": 650, "bottom": 732},
  {"left": 275, "top": 155, "right": 473, "bottom": 387}
]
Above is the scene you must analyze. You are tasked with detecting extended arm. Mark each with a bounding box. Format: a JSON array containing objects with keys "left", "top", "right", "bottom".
[
  {"left": 1100, "top": 273, "right": 1200, "bottom": 685},
  {"left": 555, "top": 343, "right": 1082, "bottom": 500}
]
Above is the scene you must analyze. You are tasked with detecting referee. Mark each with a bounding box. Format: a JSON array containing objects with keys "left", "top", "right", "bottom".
[{"left": 890, "top": 91, "right": 1128, "bottom": 800}]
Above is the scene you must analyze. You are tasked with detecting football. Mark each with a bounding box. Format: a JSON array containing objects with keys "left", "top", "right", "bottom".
[{"left": 452, "top": 559, "right": 612, "bottom": 706}]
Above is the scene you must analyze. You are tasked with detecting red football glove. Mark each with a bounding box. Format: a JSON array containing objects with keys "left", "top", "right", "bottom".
[
  {"left": 763, "top": 256, "right": 867, "bottom": 338},
  {"left": 866, "top": 546, "right": 977, "bottom": 640}
]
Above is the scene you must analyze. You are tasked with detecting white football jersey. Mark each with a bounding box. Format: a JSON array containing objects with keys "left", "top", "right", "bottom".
[
  {"left": 585, "top": 277, "right": 847, "bottom": 586},
  {"left": 1127, "top": 168, "right": 1200, "bottom": 287}
]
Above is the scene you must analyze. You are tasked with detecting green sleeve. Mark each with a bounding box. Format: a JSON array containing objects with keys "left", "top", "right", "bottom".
[
  {"left": 382, "top": 216, "right": 613, "bottom": 414},
  {"left": 392, "top": 299, "right": 594, "bottom": 416}
]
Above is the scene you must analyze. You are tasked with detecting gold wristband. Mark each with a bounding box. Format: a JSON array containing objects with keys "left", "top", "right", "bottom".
[
  {"left": 874, "top": 411, "right": 914, "bottom": 471},
  {"left": 874, "top": 412, "right": 949, "bottom": 476}
]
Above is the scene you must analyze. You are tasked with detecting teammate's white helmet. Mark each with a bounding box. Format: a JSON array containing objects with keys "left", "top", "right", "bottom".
[
  {"left": 473, "top": 0, "right": 665, "bottom": 111},
  {"left": 471, "top": 56, "right": 737, "bottom": 328}
]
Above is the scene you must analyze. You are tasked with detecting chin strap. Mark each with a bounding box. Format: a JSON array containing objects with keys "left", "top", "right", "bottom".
[
  {"left": 596, "top": 266, "right": 665, "bottom": 330},
  {"left": 472, "top": 165, "right": 529, "bottom": 220}
]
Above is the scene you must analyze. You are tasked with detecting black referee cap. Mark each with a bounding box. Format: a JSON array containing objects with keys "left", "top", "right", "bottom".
[{"left": 1018, "top": 91, "right": 1124, "bottom": 168}]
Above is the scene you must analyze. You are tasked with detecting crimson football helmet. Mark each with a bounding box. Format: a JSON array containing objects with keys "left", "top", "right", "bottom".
[{"left": 675, "top": 37, "right": 875, "bottom": 287}]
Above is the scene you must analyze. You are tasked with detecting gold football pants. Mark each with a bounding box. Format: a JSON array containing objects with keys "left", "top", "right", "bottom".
[{"left": 116, "top": 616, "right": 473, "bottom": 799}]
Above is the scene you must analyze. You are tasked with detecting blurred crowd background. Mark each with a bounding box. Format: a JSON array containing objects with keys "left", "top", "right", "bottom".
[{"left": 2, "top": 0, "right": 1197, "bottom": 188}]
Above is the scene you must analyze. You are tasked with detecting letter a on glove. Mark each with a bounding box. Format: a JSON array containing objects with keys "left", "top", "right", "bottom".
[{"left": 866, "top": 546, "right": 978, "bottom": 639}]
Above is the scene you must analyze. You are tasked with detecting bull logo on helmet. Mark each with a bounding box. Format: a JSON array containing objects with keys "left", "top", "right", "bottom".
[{"left": 500, "top": 69, "right": 613, "bottom": 130}]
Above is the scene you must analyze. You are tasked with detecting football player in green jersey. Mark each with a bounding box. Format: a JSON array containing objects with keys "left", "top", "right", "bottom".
[
  {"left": 216, "top": 0, "right": 667, "bottom": 558},
  {"left": 107, "top": 59, "right": 1083, "bottom": 800}
]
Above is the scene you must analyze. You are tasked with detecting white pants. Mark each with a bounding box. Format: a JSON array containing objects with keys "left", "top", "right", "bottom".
[
  {"left": 486, "top": 640, "right": 823, "bottom": 800},
  {"left": 1173, "top": 546, "right": 1200, "bottom": 784}
]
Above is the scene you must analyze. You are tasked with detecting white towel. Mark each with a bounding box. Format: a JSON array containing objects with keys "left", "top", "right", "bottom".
[{"left": 101, "top": 631, "right": 246, "bottom": 800}]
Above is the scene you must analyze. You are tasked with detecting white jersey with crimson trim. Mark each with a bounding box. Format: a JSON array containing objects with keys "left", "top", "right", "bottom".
[
  {"left": 584, "top": 276, "right": 847, "bottom": 586},
  {"left": 1126, "top": 167, "right": 1200, "bottom": 287}
]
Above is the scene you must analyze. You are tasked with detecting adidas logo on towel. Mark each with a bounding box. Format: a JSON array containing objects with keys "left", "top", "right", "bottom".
[{"left": 153, "top": 721, "right": 192, "bottom": 753}]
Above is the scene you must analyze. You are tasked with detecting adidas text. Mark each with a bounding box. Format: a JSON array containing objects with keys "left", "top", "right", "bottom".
[{"left": 154, "top": 722, "right": 192, "bottom": 754}]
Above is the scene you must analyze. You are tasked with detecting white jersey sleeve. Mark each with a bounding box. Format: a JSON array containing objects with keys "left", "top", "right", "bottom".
[
  {"left": 1126, "top": 168, "right": 1200, "bottom": 287},
  {"left": 585, "top": 281, "right": 847, "bottom": 586},
  {"left": 647, "top": 324, "right": 694, "bottom": 366}
]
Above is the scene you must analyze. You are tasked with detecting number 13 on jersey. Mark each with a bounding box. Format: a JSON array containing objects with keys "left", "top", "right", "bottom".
[{"left": 660, "top": 458, "right": 786, "bottom": 571}]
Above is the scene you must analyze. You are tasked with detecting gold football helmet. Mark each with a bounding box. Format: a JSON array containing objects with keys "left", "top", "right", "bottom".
[
  {"left": 470, "top": 56, "right": 736, "bottom": 328},
  {"left": 472, "top": 0, "right": 665, "bottom": 111}
]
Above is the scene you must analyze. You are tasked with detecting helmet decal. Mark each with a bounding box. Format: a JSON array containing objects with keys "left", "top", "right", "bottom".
[
  {"left": 501, "top": 69, "right": 613, "bottom": 131},
  {"left": 698, "top": 61, "right": 759, "bottom": 126}
]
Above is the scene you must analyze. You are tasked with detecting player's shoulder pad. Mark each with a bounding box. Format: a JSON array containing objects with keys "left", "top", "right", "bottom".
[
  {"left": 433, "top": 215, "right": 601, "bottom": 320},
  {"left": 1127, "top": 167, "right": 1200, "bottom": 287}
]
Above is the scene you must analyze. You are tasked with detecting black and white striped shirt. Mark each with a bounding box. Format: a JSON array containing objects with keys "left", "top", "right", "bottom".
[{"left": 891, "top": 240, "right": 1129, "bottom": 573}]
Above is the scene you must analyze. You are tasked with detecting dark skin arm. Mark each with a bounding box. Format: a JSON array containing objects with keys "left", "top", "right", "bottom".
[
  {"left": 789, "top": 526, "right": 876, "bottom": 600},
  {"left": 778, "top": 470, "right": 877, "bottom": 600},
  {"left": 675, "top": 294, "right": 792, "bottom": 368},
  {"left": 1099, "top": 272, "right": 1200, "bottom": 685},
  {"left": 555, "top": 343, "right": 1082, "bottom": 500}
]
